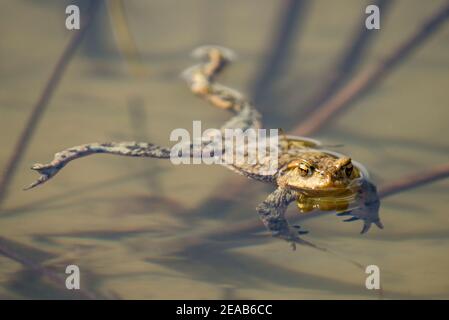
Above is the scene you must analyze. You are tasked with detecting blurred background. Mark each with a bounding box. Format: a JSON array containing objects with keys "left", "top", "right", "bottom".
[{"left": 0, "top": 0, "right": 449, "bottom": 299}]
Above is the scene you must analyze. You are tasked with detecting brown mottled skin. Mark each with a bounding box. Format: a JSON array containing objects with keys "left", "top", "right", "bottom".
[{"left": 26, "top": 46, "right": 382, "bottom": 249}]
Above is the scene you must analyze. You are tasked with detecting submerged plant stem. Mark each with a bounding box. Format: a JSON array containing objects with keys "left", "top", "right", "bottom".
[
  {"left": 378, "top": 162, "right": 449, "bottom": 199},
  {"left": 288, "top": 0, "right": 393, "bottom": 118},
  {"left": 292, "top": 2, "right": 449, "bottom": 136},
  {"left": 0, "top": 236, "right": 97, "bottom": 299}
]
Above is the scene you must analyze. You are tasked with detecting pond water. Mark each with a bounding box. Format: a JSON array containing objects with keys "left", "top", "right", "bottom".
[{"left": 0, "top": 0, "right": 448, "bottom": 299}]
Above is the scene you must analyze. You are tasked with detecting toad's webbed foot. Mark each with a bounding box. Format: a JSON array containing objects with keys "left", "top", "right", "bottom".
[
  {"left": 24, "top": 162, "right": 64, "bottom": 190},
  {"left": 337, "top": 180, "right": 383, "bottom": 234},
  {"left": 337, "top": 209, "right": 383, "bottom": 234},
  {"left": 272, "top": 225, "right": 316, "bottom": 251},
  {"left": 292, "top": 225, "right": 309, "bottom": 235}
]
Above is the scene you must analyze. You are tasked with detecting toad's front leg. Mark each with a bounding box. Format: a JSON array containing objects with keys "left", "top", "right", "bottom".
[{"left": 256, "top": 187, "right": 316, "bottom": 250}]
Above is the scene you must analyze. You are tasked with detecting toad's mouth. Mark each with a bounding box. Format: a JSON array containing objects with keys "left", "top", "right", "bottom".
[
  {"left": 295, "top": 187, "right": 361, "bottom": 213},
  {"left": 289, "top": 179, "right": 362, "bottom": 198}
]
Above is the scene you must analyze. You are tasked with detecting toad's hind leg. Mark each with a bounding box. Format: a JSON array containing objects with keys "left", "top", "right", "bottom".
[
  {"left": 25, "top": 142, "right": 172, "bottom": 190},
  {"left": 182, "top": 46, "right": 261, "bottom": 132}
]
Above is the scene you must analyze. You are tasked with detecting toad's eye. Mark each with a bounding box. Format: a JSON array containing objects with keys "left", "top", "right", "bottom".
[
  {"left": 287, "top": 160, "right": 313, "bottom": 176},
  {"left": 343, "top": 164, "right": 353, "bottom": 177},
  {"left": 298, "top": 163, "right": 313, "bottom": 177}
]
